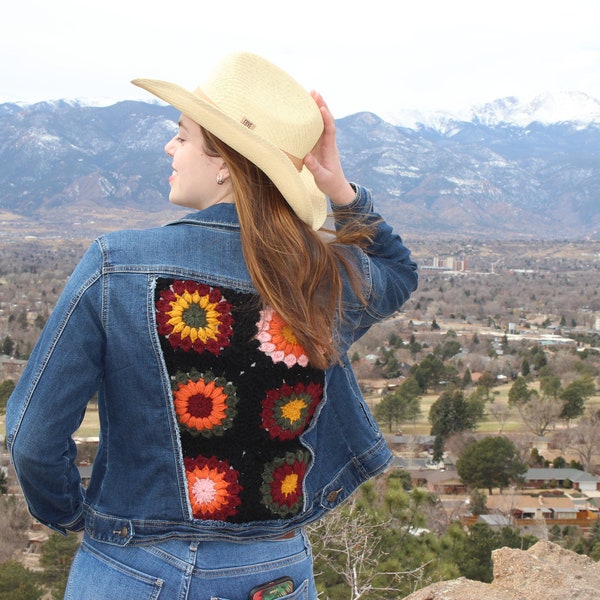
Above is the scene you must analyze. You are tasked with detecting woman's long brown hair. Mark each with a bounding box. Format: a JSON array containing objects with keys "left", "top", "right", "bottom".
[{"left": 201, "top": 127, "right": 374, "bottom": 370}]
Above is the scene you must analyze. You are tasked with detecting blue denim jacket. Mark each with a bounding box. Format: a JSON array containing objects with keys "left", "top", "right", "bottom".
[{"left": 6, "top": 185, "right": 417, "bottom": 544}]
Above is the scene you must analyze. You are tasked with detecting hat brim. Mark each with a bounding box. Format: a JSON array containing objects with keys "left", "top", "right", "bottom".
[{"left": 132, "top": 78, "right": 327, "bottom": 230}]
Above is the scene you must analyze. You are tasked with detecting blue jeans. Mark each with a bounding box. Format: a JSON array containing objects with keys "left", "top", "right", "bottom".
[{"left": 65, "top": 530, "right": 316, "bottom": 599}]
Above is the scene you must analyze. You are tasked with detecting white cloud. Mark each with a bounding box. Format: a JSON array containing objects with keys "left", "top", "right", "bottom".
[{"left": 2, "top": 0, "right": 600, "bottom": 118}]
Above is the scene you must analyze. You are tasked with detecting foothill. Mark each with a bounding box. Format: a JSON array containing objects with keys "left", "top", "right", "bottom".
[{"left": 0, "top": 231, "right": 599, "bottom": 597}]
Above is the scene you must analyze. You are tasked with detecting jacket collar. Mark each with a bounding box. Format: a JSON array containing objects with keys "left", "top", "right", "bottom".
[{"left": 164, "top": 203, "right": 240, "bottom": 228}]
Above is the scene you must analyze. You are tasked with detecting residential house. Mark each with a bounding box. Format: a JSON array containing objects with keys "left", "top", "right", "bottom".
[
  {"left": 477, "top": 514, "right": 512, "bottom": 529},
  {"left": 484, "top": 493, "right": 597, "bottom": 532},
  {"left": 409, "top": 468, "right": 467, "bottom": 495},
  {"left": 524, "top": 468, "right": 600, "bottom": 493}
]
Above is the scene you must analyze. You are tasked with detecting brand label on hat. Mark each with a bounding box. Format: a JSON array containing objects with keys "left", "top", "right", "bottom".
[{"left": 240, "top": 117, "right": 256, "bottom": 130}]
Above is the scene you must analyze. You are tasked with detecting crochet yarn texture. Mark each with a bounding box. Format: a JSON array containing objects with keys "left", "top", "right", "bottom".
[{"left": 155, "top": 278, "right": 324, "bottom": 522}]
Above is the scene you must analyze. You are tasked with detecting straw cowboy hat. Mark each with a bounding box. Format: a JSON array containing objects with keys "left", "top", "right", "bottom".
[{"left": 132, "top": 52, "right": 327, "bottom": 230}]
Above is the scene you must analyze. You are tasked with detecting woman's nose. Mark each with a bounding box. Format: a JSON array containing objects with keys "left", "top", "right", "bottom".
[{"left": 165, "top": 137, "right": 175, "bottom": 156}]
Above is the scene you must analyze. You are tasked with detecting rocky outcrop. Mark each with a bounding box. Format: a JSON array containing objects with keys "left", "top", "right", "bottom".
[{"left": 404, "top": 541, "right": 600, "bottom": 599}]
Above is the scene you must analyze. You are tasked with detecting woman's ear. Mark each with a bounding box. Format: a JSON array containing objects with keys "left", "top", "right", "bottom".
[{"left": 216, "top": 164, "right": 231, "bottom": 185}]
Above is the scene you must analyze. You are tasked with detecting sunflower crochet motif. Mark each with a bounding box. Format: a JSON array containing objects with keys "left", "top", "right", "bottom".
[
  {"left": 261, "top": 381, "right": 322, "bottom": 441},
  {"left": 255, "top": 307, "right": 309, "bottom": 367},
  {"left": 155, "top": 278, "right": 324, "bottom": 523},
  {"left": 184, "top": 455, "right": 242, "bottom": 521},
  {"left": 172, "top": 369, "right": 238, "bottom": 437},
  {"left": 261, "top": 450, "right": 310, "bottom": 517},
  {"left": 156, "top": 280, "right": 234, "bottom": 354}
]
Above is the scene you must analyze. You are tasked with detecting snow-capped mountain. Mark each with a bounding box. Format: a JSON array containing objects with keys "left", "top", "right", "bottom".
[
  {"left": 470, "top": 90, "right": 600, "bottom": 127},
  {"left": 390, "top": 90, "right": 600, "bottom": 130},
  {"left": 0, "top": 95, "right": 599, "bottom": 240}
]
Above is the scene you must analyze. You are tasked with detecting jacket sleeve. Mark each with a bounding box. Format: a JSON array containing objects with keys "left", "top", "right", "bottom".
[
  {"left": 331, "top": 184, "right": 418, "bottom": 350},
  {"left": 5, "top": 241, "right": 105, "bottom": 533}
]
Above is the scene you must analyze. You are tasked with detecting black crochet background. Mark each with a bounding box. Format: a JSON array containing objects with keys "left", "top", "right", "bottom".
[{"left": 154, "top": 278, "right": 324, "bottom": 523}]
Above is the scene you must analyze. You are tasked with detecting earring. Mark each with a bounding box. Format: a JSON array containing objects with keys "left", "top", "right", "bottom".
[{"left": 216, "top": 173, "right": 224, "bottom": 185}]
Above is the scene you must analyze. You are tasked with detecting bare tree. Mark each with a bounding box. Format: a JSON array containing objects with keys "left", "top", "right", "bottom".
[
  {"left": 516, "top": 391, "right": 564, "bottom": 437},
  {"left": 0, "top": 495, "right": 31, "bottom": 562},
  {"left": 488, "top": 401, "right": 513, "bottom": 434},
  {"left": 567, "top": 410, "right": 600, "bottom": 473},
  {"left": 508, "top": 432, "right": 538, "bottom": 465},
  {"left": 309, "top": 498, "right": 431, "bottom": 599}
]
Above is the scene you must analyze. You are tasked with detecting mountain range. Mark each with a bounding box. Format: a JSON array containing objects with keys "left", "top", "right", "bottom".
[{"left": 1, "top": 91, "right": 599, "bottom": 240}]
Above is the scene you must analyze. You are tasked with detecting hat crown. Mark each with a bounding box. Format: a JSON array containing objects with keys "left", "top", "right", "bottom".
[
  {"left": 200, "top": 53, "right": 323, "bottom": 160},
  {"left": 131, "top": 52, "right": 328, "bottom": 229}
]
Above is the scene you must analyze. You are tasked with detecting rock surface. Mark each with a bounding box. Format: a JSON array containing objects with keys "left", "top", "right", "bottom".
[{"left": 403, "top": 540, "right": 600, "bottom": 599}]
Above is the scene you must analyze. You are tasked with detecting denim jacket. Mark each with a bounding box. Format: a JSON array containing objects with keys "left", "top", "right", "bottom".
[{"left": 6, "top": 185, "right": 418, "bottom": 545}]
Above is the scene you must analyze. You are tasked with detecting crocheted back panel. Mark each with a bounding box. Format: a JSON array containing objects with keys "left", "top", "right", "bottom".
[{"left": 154, "top": 278, "right": 324, "bottom": 523}]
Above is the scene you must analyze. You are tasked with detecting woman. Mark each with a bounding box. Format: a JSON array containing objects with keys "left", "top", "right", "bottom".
[{"left": 7, "top": 52, "right": 418, "bottom": 599}]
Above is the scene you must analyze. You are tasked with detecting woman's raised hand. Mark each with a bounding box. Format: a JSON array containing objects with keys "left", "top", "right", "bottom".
[{"left": 304, "top": 91, "right": 356, "bottom": 206}]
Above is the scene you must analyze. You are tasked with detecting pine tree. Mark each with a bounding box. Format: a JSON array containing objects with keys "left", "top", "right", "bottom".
[{"left": 38, "top": 532, "right": 80, "bottom": 599}]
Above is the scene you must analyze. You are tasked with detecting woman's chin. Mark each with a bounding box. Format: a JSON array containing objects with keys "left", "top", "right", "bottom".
[{"left": 169, "top": 196, "right": 194, "bottom": 210}]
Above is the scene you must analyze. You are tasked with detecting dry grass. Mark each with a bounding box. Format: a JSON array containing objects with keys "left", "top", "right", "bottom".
[
  {"left": 3, "top": 383, "right": 599, "bottom": 441},
  {"left": 0, "top": 409, "right": 100, "bottom": 441},
  {"left": 74, "top": 406, "right": 100, "bottom": 439},
  {"left": 367, "top": 381, "right": 600, "bottom": 437}
]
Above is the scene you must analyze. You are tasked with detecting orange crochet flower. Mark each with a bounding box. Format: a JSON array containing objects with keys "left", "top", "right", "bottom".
[
  {"left": 173, "top": 370, "right": 237, "bottom": 437},
  {"left": 185, "top": 455, "right": 242, "bottom": 521},
  {"left": 255, "top": 307, "right": 308, "bottom": 367}
]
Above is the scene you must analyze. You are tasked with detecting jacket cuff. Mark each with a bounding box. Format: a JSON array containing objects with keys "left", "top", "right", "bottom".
[
  {"left": 331, "top": 183, "right": 373, "bottom": 214},
  {"left": 41, "top": 510, "right": 85, "bottom": 536}
]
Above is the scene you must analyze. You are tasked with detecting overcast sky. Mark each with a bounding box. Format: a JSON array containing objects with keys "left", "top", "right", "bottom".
[{"left": 2, "top": 0, "right": 599, "bottom": 121}]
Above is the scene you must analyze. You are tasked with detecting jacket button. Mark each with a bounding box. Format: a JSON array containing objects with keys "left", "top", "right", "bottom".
[
  {"left": 118, "top": 526, "right": 128, "bottom": 538},
  {"left": 326, "top": 487, "right": 343, "bottom": 502}
]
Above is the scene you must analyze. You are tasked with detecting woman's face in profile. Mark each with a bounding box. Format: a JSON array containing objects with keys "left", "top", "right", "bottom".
[{"left": 164, "top": 115, "right": 229, "bottom": 210}]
